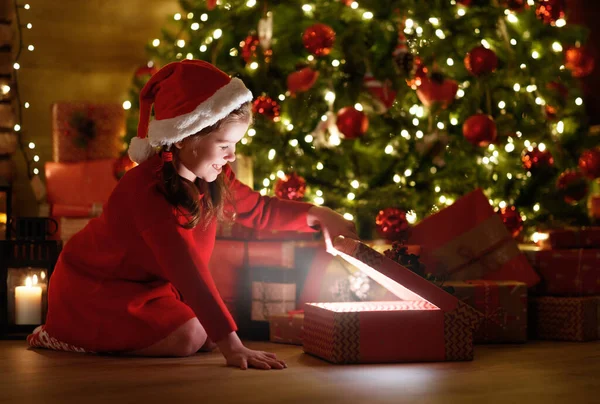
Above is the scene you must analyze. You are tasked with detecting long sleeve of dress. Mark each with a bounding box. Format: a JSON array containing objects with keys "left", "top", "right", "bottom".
[
  {"left": 224, "top": 165, "right": 317, "bottom": 233},
  {"left": 141, "top": 218, "right": 237, "bottom": 343}
]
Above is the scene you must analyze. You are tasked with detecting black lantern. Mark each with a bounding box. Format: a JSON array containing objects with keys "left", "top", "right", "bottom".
[
  {"left": 0, "top": 178, "right": 11, "bottom": 240},
  {"left": 0, "top": 219, "right": 61, "bottom": 339}
]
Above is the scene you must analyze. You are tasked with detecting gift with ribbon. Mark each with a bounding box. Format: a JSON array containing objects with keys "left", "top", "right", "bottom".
[
  {"left": 408, "top": 189, "right": 540, "bottom": 287},
  {"left": 445, "top": 280, "right": 528, "bottom": 343},
  {"left": 529, "top": 296, "right": 600, "bottom": 342},
  {"left": 521, "top": 245, "right": 600, "bottom": 296},
  {"left": 51, "top": 102, "right": 125, "bottom": 162},
  {"left": 547, "top": 227, "right": 600, "bottom": 249},
  {"left": 268, "top": 310, "right": 304, "bottom": 345}
]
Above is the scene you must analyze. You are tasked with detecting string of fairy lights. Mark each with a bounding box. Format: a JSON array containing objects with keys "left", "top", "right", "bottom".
[
  {"left": 9, "top": 1, "right": 38, "bottom": 178},
  {"left": 129, "top": 0, "right": 584, "bottom": 229}
]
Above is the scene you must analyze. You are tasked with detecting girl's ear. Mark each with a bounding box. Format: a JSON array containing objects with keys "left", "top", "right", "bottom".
[{"left": 174, "top": 141, "right": 184, "bottom": 150}]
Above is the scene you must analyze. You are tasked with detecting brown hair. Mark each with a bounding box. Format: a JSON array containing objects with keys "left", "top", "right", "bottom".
[{"left": 158, "top": 102, "right": 253, "bottom": 229}]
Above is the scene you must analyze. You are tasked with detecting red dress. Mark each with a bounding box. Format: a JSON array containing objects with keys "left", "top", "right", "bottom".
[{"left": 28, "top": 155, "right": 314, "bottom": 353}]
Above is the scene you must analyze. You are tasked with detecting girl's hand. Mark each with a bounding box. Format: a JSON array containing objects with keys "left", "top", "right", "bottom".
[
  {"left": 307, "top": 206, "right": 358, "bottom": 254},
  {"left": 217, "top": 332, "right": 286, "bottom": 370},
  {"left": 223, "top": 346, "right": 287, "bottom": 370}
]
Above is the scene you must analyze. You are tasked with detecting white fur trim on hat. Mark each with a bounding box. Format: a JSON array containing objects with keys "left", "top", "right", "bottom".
[
  {"left": 147, "top": 78, "right": 253, "bottom": 147},
  {"left": 128, "top": 136, "right": 156, "bottom": 164}
]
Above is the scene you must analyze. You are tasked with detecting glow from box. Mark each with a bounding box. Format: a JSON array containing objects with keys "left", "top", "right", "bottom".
[
  {"left": 310, "top": 301, "right": 439, "bottom": 313},
  {"left": 333, "top": 249, "right": 438, "bottom": 307}
]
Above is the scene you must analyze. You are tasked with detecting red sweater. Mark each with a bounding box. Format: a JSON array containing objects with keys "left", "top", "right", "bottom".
[{"left": 44, "top": 154, "right": 314, "bottom": 352}]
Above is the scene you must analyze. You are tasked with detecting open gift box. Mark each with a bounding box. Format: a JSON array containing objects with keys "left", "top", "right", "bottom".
[{"left": 302, "top": 237, "right": 482, "bottom": 364}]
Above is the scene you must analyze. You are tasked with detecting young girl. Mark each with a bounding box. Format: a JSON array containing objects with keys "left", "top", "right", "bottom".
[{"left": 27, "top": 60, "right": 357, "bottom": 370}]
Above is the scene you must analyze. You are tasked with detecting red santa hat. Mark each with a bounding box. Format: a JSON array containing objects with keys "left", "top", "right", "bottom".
[{"left": 128, "top": 59, "right": 253, "bottom": 164}]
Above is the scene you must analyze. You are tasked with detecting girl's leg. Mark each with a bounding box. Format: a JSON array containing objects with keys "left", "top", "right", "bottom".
[{"left": 128, "top": 317, "right": 207, "bottom": 357}]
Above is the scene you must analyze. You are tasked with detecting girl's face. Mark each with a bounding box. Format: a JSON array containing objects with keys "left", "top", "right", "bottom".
[{"left": 174, "top": 121, "right": 249, "bottom": 183}]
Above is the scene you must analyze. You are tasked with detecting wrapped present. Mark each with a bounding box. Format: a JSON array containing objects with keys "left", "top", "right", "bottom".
[
  {"left": 302, "top": 237, "right": 482, "bottom": 364},
  {"left": 547, "top": 227, "right": 600, "bottom": 249},
  {"left": 408, "top": 189, "right": 540, "bottom": 287},
  {"left": 445, "top": 280, "right": 528, "bottom": 343},
  {"left": 521, "top": 245, "right": 600, "bottom": 296},
  {"left": 45, "top": 159, "right": 118, "bottom": 216},
  {"left": 58, "top": 217, "right": 91, "bottom": 242},
  {"left": 529, "top": 296, "right": 599, "bottom": 342},
  {"left": 269, "top": 310, "right": 304, "bottom": 345},
  {"left": 52, "top": 102, "right": 125, "bottom": 162},
  {"left": 237, "top": 266, "right": 299, "bottom": 340}
]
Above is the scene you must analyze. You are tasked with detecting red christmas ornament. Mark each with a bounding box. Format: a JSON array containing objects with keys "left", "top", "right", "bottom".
[
  {"left": 545, "top": 105, "right": 559, "bottom": 121},
  {"left": 252, "top": 95, "right": 280, "bottom": 121},
  {"left": 535, "top": 0, "right": 566, "bottom": 25},
  {"left": 497, "top": 206, "right": 523, "bottom": 238},
  {"left": 416, "top": 72, "right": 458, "bottom": 109},
  {"left": 287, "top": 67, "right": 319, "bottom": 94},
  {"left": 406, "top": 57, "right": 427, "bottom": 88},
  {"left": 206, "top": 0, "right": 217, "bottom": 10},
  {"left": 464, "top": 46, "right": 498, "bottom": 76},
  {"left": 336, "top": 107, "right": 369, "bottom": 139},
  {"left": 578, "top": 148, "right": 600, "bottom": 179},
  {"left": 135, "top": 63, "right": 159, "bottom": 78},
  {"left": 556, "top": 170, "right": 589, "bottom": 204},
  {"left": 501, "top": 0, "right": 526, "bottom": 11},
  {"left": 375, "top": 208, "right": 411, "bottom": 242},
  {"left": 113, "top": 154, "right": 137, "bottom": 181},
  {"left": 521, "top": 147, "right": 554, "bottom": 171},
  {"left": 241, "top": 34, "right": 260, "bottom": 63},
  {"left": 364, "top": 72, "right": 397, "bottom": 111},
  {"left": 302, "top": 23, "right": 335, "bottom": 57},
  {"left": 462, "top": 114, "right": 497, "bottom": 147},
  {"left": 457, "top": 0, "right": 472, "bottom": 5},
  {"left": 339, "top": 0, "right": 353, "bottom": 5},
  {"left": 274, "top": 173, "right": 306, "bottom": 201},
  {"left": 565, "top": 47, "right": 595, "bottom": 78}
]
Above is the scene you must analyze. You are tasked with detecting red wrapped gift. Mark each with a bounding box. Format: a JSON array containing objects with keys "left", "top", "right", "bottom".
[
  {"left": 408, "top": 189, "right": 540, "bottom": 287},
  {"left": 521, "top": 245, "right": 600, "bottom": 296},
  {"left": 529, "top": 296, "right": 599, "bottom": 342},
  {"left": 302, "top": 237, "right": 482, "bottom": 364},
  {"left": 269, "top": 310, "right": 304, "bottom": 345},
  {"left": 52, "top": 102, "right": 125, "bottom": 162},
  {"left": 445, "top": 280, "right": 528, "bottom": 343},
  {"left": 547, "top": 227, "right": 600, "bottom": 249},
  {"left": 45, "top": 159, "right": 118, "bottom": 216}
]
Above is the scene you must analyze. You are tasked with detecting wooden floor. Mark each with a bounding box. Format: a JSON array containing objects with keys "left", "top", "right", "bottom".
[{"left": 1, "top": 340, "right": 599, "bottom": 404}]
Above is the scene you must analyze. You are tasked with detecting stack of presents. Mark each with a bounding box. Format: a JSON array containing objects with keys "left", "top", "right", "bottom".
[
  {"left": 229, "top": 189, "right": 599, "bottom": 364},
  {"left": 44, "top": 102, "right": 127, "bottom": 241}
]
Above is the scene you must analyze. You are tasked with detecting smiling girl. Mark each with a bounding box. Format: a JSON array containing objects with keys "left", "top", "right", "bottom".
[{"left": 28, "top": 60, "right": 357, "bottom": 370}]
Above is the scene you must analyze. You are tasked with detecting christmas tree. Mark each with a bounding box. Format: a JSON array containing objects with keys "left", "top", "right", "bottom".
[{"left": 123, "top": 0, "right": 599, "bottom": 240}]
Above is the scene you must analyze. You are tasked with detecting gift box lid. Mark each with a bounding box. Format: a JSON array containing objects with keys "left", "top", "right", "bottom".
[{"left": 331, "top": 236, "right": 481, "bottom": 327}]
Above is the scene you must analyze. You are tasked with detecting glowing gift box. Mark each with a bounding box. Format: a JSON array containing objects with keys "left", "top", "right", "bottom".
[{"left": 302, "top": 237, "right": 482, "bottom": 364}]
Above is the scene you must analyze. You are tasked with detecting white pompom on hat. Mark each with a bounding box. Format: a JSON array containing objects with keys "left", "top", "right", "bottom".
[{"left": 128, "top": 60, "right": 253, "bottom": 164}]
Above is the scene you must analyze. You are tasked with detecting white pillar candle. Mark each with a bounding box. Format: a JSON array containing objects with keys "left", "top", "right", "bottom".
[{"left": 15, "top": 276, "right": 42, "bottom": 325}]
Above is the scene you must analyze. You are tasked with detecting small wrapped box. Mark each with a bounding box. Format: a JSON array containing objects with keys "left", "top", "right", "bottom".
[
  {"left": 445, "top": 280, "right": 528, "bottom": 343},
  {"left": 529, "top": 296, "right": 599, "bottom": 342},
  {"left": 302, "top": 237, "right": 482, "bottom": 364},
  {"left": 51, "top": 102, "right": 125, "bottom": 162},
  {"left": 521, "top": 245, "right": 600, "bottom": 296},
  {"left": 269, "top": 311, "right": 304, "bottom": 345},
  {"left": 408, "top": 189, "right": 540, "bottom": 287},
  {"left": 547, "top": 227, "right": 600, "bottom": 249}
]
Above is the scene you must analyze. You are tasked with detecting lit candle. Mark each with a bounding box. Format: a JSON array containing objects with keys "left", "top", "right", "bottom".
[{"left": 15, "top": 276, "right": 42, "bottom": 325}]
